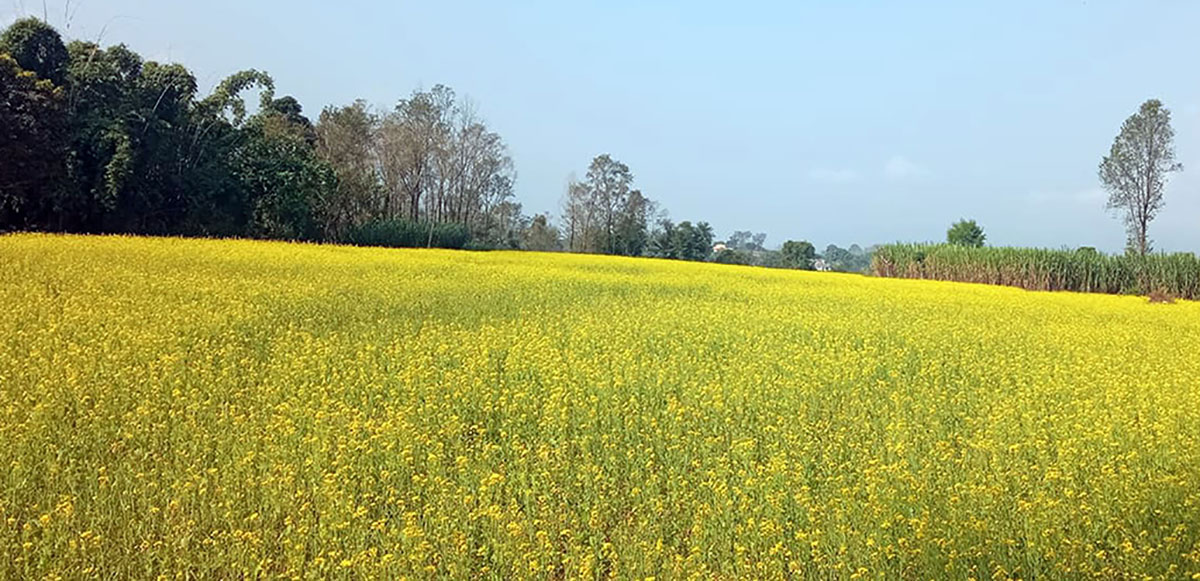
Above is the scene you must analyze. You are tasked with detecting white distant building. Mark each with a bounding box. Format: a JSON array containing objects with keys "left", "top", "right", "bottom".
[
  {"left": 712, "top": 243, "right": 728, "bottom": 253},
  {"left": 812, "top": 258, "right": 831, "bottom": 272}
]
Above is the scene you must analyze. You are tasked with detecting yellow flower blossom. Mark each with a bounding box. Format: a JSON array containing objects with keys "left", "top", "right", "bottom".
[{"left": 1, "top": 233, "right": 1198, "bottom": 579}]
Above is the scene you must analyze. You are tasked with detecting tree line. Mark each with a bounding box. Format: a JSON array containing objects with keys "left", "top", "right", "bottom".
[
  {"left": 553, "top": 154, "right": 870, "bottom": 270},
  {"left": 0, "top": 19, "right": 521, "bottom": 248},
  {"left": 2, "top": 17, "right": 860, "bottom": 270},
  {"left": 3, "top": 18, "right": 326, "bottom": 239}
]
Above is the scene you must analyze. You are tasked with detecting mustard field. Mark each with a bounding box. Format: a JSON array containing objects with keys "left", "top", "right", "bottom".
[{"left": 2, "top": 234, "right": 1199, "bottom": 579}]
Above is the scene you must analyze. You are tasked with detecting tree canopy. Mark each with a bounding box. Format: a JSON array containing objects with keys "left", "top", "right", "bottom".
[
  {"left": 0, "top": 18, "right": 67, "bottom": 85},
  {"left": 0, "top": 20, "right": 525, "bottom": 249},
  {"left": 1099, "top": 99, "right": 1182, "bottom": 255},
  {"left": 947, "top": 219, "right": 986, "bottom": 248},
  {"left": 780, "top": 240, "right": 816, "bottom": 269}
]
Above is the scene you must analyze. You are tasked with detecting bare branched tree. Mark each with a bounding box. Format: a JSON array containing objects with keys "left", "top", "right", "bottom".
[
  {"left": 316, "top": 85, "right": 516, "bottom": 243},
  {"left": 314, "top": 100, "right": 377, "bottom": 239},
  {"left": 560, "top": 155, "right": 654, "bottom": 256},
  {"left": 1099, "top": 99, "right": 1183, "bottom": 255}
]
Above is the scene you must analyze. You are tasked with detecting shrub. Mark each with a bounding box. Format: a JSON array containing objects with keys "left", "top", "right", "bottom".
[
  {"left": 340, "top": 219, "right": 470, "bottom": 250},
  {"left": 712, "top": 248, "right": 752, "bottom": 265}
]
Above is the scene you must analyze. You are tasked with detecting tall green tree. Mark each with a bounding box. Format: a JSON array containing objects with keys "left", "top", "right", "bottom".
[
  {"left": 0, "top": 18, "right": 68, "bottom": 85},
  {"left": 647, "top": 219, "right": 711, "bottom": 261},
  {"left": 780, "top": 240, "right": 816, "bottom": 269},
  {"left": 62, "top": 42, "right": 263, "bottom": 235},
  {"left": 585, "top": 154, "right": 634, "bottom": 254},
  {"left": 664, "top": 220, "right": 713, "bottom": 261},
  {"left": 232, "top": 98, "right": 334, "bottom": 240},
  {"left": 378, "top": 85, "right": 452, "bottom": 222},
  {"left": 0, "top": 53, "right": 68, "bottom": 230},
  {"left": 1099, "top": 99, "right": 1183, "bottom": 255},
  {"left": 613, "top": 189, "right": 652, "bottom": 256},
  {"left": 62, "top": 42, "right": 200, "bottom": 232},
  {"left": 646, "top": 218, "right": 676, "bottom": 258},
  {"left": 947, "top": 219, "right": 986, "bottom": 247}
]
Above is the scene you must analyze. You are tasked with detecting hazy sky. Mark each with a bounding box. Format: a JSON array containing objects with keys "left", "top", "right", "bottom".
[{"left": 7, "top": 1, "right": 1200, "bottom": 251}]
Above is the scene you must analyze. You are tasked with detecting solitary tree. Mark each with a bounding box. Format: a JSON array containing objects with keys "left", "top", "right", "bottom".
[
  {"left": 946, "top": 219, "right": 985, "bottom": 247},
  {"left": 1098, "top": 99, "right": 1183, "bottom": 255}
]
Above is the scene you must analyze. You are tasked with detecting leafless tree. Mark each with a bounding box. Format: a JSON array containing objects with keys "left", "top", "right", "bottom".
[
  {"left": 327, "top": 85, "right": 517, "bottom": 243},
  {"left": 314, "top": 100, "right": 377, "bottom": 239}
]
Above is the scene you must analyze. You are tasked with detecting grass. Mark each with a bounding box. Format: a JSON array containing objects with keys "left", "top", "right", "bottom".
[
  {"left": 872, "top": 243, "right": 1200, "bottom": 300},
  {"left": 2, "top": 233, "right": 1199, "bottom": 579}
]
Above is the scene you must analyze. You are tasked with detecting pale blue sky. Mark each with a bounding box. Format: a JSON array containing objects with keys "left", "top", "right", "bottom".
[{"left": 7, "top": 1, "right": 1200, "bottom": 251}]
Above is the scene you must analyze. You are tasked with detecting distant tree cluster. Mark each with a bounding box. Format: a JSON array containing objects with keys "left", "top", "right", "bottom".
[
  {"left": 0, "top": 18, "right": 521, "bottom": 248},
  {"left": 820, "top": 244, "right": 872, "bottom": 272},
  {"left": 553, "top": 154, "right": 722, "bottom": 262},
  {"left": 560, "top": 155, "right": 655, "bottom": 255},
  {"left": 315, "top": 87, "right": 521, "bottom": 248},
  {"left": 708, "top": 233, "right": 871, "bottom": 272},
  {"left": 647, "top": 220, "right": 714, "bottom": 261}
]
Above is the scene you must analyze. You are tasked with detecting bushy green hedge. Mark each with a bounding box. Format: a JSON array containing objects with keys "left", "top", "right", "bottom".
[
  {"left": 340, "top": 220, "right": 470, "bottom": 250},
  {"left": 872, "top": 243, "right": 1200, "bottom": 300}
]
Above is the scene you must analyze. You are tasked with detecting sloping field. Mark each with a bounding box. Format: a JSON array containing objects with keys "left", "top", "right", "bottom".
[{"left": 2, "top": 234, "right": 1199, "bottom": 579}]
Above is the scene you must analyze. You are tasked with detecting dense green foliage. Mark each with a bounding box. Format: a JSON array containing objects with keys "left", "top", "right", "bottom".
[
  {"left": 646, "top": 219, "right": 714, "bottom": 261},
  {"left": 780, "top": 240, "right": 817, "bottom": 269},
  {"left": 0, "top": 52, "right": 67, "bottom": 227},
  {"left": 872, "top": 243, "right": 1200, "bottom": 299},
  {"left": 342, "top": 219, "right": 470, "bottom": 250},
  {"left": 0, "top": 18, "right": 332, "bottom": 239},
  {"left": 0, "top": 18, "right": 67, "bottom": 84},
  {"left": 946, "top": 219, "right": 986, "bottom": 247}
]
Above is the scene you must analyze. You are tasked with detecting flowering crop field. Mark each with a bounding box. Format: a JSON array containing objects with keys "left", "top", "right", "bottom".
[{"left": 2, "top": 234, "right": 1199, "bottom": 579}]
